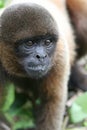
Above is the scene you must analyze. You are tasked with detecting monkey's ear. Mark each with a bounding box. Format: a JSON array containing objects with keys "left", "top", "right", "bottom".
[{"left": 67, "top": 0, "right": 87, "bottom": 58}]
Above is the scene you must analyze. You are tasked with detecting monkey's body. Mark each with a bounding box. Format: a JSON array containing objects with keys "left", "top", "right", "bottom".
[{"left": 0, "top": 0, "right": 87, "bottom": 130}]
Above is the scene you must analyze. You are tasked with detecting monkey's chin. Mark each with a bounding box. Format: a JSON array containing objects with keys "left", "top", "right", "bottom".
[{"left": 25, "top": 66, "right": 49, "bottom": 79}]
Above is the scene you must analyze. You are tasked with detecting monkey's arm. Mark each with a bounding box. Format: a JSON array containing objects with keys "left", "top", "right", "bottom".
[{"left": 36, "top": 75, "right": 67, "bottom": 130}]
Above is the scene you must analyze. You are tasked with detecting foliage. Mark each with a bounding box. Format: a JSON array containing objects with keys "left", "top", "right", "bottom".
[
  {"left": 0, "top": 83, "right": 35, "bottom": 130},
  {"left": 62, "top": 92, "right": 87, "bottom": 130},
  {"left": 0, "top": 0, "right": 11, "bottom": 8},
  {"left": 68, "top": 92, "right": 87, "bottom": 127}
]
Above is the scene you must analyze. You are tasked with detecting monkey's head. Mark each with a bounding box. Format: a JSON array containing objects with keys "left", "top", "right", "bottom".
[{"left": 0, "top": 3, "right": 59, "bottom": 79}]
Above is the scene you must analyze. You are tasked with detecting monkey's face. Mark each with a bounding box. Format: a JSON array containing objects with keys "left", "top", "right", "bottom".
[
  {"left": 0, "top": 3, "right": 58, "bottom": 79},
  {"left": 15, "top": 34, "right": 57, "bottom": 79}
]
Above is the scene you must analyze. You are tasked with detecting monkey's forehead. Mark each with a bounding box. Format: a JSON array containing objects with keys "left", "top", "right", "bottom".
[{"left": 0, "top": 3, "right": 58, "bottom": 42}]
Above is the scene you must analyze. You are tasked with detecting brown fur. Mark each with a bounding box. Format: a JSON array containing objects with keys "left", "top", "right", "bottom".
[
  {"left": 67, "top": 0, "right": 87, "bottom": 59},
  {"left": 0, "top": 2, "right": 70, "bottom": 130},
  {"left": 0, "top": 0, "right": 87, "bottom": 130},
  {"left": 67, "top": 0, "right": 87, "bottom": 90}
]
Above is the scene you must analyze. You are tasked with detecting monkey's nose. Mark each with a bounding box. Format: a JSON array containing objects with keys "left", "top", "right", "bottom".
[
  {"left": 36, "top": 54, "right": 47, "bottom": 61},
  {"left": 35, "top": 46, "right": 47, "bottom": 61},
  {"left": 36, "top": 54, "right": 47, "bottom": 59}
]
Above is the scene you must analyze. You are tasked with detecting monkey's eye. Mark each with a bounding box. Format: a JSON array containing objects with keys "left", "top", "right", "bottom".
[
  {"left": 25, "top": 40, "right": 34, "bottom": 46},
  {"left": 44, "top": 39, "right": 52, "bottom": 46}
]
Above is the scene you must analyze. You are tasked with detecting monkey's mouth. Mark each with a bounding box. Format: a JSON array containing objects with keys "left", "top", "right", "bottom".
[
  {"left": 25, "top": 65, "right": 50, "bottom": 79},
  {"left": 28, "top": 65, "right": 46, "bottom": 71}
]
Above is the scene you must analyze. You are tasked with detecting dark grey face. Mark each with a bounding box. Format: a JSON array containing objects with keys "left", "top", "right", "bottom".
[{"left": 15, "top": 34, "right": 57, "bottom": 79}]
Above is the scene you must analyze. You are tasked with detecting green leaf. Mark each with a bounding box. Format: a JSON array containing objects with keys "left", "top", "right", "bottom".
[
  {"left": 5, "top": 108, "right": 35, "bottom": 130},
  {"left": 2, "top": 84, "right": 15, "bottom": 112},
  {"left": 69, "top": 92, "right": 87, "bottom": 123},
  {"left": 9, "top": 93, "right": 28, "bottom": 113},
  {"left": 13, "top": 119, "right": 35, "bottom": 130},
  {"left": 0, "top": 0, "right": 11, "bottom": 8},
  {"left": 4, "top": 100, "right": 35, "bottom": 130},
  {"left": 83, "top": 121, "right": 87, "bottom": 127},
  {"left": 0, "top": 0, "right": 5, "bottom": 8},
  {"left": 1, "top": 83, "right": 35, "bottom": 129}
]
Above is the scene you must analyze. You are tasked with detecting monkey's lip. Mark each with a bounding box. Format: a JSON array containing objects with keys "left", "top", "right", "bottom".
[
  {"left": 25, "top": 64, "right": 50, "bottom": 78},
  {"left": 27, "top": 65, "right": 46, "bottom": 71}
]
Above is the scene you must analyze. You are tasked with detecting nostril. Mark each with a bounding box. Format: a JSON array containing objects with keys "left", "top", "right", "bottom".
[
  {"left": 45, "top": 54, "right": 47, "bottom": 58},
  {"left": 36, "top": 55, "right": 40, "bottom": 59},
  {"left": 36, "top": 54, "right": 47, "bottom": 59}
]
